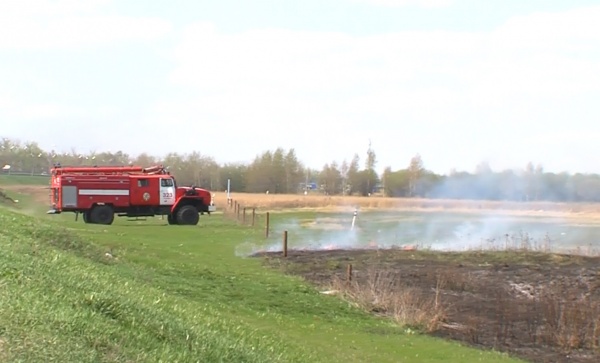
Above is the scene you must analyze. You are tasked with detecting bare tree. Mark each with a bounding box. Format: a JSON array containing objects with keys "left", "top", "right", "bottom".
[{"left": 408, "top": 154, "right": 424, "bottom": 197}]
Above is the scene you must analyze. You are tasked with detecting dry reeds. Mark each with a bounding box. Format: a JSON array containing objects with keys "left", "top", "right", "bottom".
[
  {"left": 214, "top": 192, "right": 600, "bottom": 220},
  {"left": 329, "top": 267, "right": 447, "bottom": 332},
  {"left": 536, "top": 283, "right": 600, "bottom": 351}
]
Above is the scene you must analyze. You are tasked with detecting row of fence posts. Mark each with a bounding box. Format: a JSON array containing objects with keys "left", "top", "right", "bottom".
[
  {"left": 224, "top": 198, "right": 353, "bottom": 282},
  {"left": 226, "top": 198, "right": 270, "bottom": 238}
]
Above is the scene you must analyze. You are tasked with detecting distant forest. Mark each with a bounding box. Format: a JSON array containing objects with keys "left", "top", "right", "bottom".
[{"left": 2, "top": 137, "right": 600, "bottom": 202}]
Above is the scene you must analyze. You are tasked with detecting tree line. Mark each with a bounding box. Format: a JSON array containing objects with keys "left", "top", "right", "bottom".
[{"left": 2, "top": 137, "right": 600, "bottom": 202}]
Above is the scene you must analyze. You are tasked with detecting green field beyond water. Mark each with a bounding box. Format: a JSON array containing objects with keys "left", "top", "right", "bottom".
[{"left": 0, "top": 178, "right": 525, "bottom": 362}]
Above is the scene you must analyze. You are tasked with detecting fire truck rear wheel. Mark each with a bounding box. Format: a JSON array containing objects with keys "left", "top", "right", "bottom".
[
  {"left": 176, "top": 205, "right": 199, "bottom": 225},
  {"left": 90, "top": 205, "right": 114, "bottom": 225}
]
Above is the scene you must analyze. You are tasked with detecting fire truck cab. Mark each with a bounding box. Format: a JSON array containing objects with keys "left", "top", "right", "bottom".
[{"left": 47, "top": 164, "right": 216, "bottom": 225}]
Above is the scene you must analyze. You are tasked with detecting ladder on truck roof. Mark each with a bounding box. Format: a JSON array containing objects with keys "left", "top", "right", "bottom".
[{"left": 51, "top": 165, "right": 169, "bottom": 176}]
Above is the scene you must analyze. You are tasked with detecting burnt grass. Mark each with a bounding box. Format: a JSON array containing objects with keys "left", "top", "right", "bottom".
[{"left": 254, "top": 248, "right": 600, "bottom": 363}]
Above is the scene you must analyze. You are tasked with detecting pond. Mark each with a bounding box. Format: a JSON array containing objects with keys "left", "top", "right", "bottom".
[{"left": 239, "top": 209, "right": 600, "bottom": 256}]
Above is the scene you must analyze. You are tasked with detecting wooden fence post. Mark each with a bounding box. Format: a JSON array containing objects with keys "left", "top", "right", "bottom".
[
  {"left": 347, "top": 264, "right": 353, "bottom": 283},
  {"left": 265, "top": 212, "right": 270, "bottom": 238},
  {"left": 252, "top": 208, "right": 256, "bottom": 226},
  {"left": 283, "top": 230, "right": 288, "bottom": 257}
]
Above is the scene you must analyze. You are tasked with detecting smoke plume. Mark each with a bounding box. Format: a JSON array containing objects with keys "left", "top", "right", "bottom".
[{"left": 236, "top": 208, "right": 597, "bottom": 257}]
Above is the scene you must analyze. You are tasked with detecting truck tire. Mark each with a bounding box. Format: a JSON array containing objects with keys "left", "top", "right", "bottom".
[
  {"left": 90, "top": 205, "right": 114, "bottom": 225},
  {"left": 82, "top": 211, "right": 89, "bottom": 223},
  {"left": 176, "top": 205, "right": 199, "bottom": 225},
  {"left": 167, "top": 214, "right": 177, "bottom": 225}
]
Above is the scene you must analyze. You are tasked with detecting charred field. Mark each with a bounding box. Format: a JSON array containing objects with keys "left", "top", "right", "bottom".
[
  {"left": 250, "top": 210, "right": 600, "bottom": 363},
  {"left": 255, "top": 248, "right": 600, "bottom": 363}
]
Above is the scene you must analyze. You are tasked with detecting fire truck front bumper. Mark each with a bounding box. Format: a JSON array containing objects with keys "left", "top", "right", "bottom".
[
  {"left": 46, "top": 208, "right": 61, "bottom": 214},
  {"left": 208, "top": 205, "right": 216, "bottom": 213}
]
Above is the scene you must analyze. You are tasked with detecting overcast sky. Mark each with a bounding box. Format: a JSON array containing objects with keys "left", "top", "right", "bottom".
[{"left": 1, "top": 0, "right": 599, "bottom": 175}]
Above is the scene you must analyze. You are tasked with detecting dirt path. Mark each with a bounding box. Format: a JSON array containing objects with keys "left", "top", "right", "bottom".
[{"left": 1, "top": 185, "right": 48, "bottom": 204}]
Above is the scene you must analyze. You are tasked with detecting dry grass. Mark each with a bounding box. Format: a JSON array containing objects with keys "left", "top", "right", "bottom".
[
  {"left": 328, "top": 267, "right": 447, "bottom": 332},
  {"left": 324, "top": 259, "right": 600, "bottom": 355},
  {"left": 482, "top": 280, "right": 600, "bottom": 352},
  {"left": 535, "top": 283, "right": 600, "bottom": 351},
  {"left": 217, "top": 192, "right": 600, "bottom": 220}
]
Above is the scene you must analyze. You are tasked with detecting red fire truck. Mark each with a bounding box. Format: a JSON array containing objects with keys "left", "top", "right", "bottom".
[{"left": 47, "top": 164, "right": 216, "bottom": 225}]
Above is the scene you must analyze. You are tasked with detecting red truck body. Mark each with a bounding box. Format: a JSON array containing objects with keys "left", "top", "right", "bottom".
[{"left": 47, "top": 164, "right": 216, "bottom": 225}]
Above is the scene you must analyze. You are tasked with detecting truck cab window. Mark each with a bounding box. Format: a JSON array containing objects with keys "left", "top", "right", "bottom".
[
  {"left": 138, "top": 179, "right": 149, "bottom": 187},
  {"left": 161, "top": 178, "right": 174, "bottom": 187}
]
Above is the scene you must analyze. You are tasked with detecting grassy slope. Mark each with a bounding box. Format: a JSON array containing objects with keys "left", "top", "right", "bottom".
[{"left": 0, "top": 176, "right": 525, "bottom": 362}]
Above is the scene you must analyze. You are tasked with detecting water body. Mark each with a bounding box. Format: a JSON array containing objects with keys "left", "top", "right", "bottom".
[{"left": 244, "top": 210, "right": 600, "bottom": 256}]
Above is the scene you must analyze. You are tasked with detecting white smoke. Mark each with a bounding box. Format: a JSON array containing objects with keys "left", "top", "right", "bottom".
[{"left": 235, "top": 209, "right": 598, "bottom": 257}]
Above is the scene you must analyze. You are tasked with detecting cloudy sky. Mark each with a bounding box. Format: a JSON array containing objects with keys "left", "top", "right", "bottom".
[{"left": 1, "top": 0, "right": 599, "bottom": 175}]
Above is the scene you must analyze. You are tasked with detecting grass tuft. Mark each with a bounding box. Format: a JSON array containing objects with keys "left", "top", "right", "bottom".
[{"left": 330, "top": 267, "right": 448, "bottom": 332}]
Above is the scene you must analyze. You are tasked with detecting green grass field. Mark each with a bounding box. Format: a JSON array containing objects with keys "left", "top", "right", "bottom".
[
  {"left": 0, "top": 173, "right": 48, "bottom": 185},
  {"left": 0, "top": 175, "right": 526, "bottom": 362}
]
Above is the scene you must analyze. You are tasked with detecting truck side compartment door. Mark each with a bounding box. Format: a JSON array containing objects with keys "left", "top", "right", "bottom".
[
  {"left": 159, "top": 178, "right": 176, "bottom": 206},
  {"left": 130, "top": 177, "right": 155, "bottom": 206},
  {"left": 62, "top": 186, "right": 78, "bottom": 208}
]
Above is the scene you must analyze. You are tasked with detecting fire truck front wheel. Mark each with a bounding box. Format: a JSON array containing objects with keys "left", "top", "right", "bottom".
[
  {"left": 89, "top": 205, "right": 115, "bottom": 225},
  {"left": 176, "top": 205, "right": 199, "bottom": 225}
]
